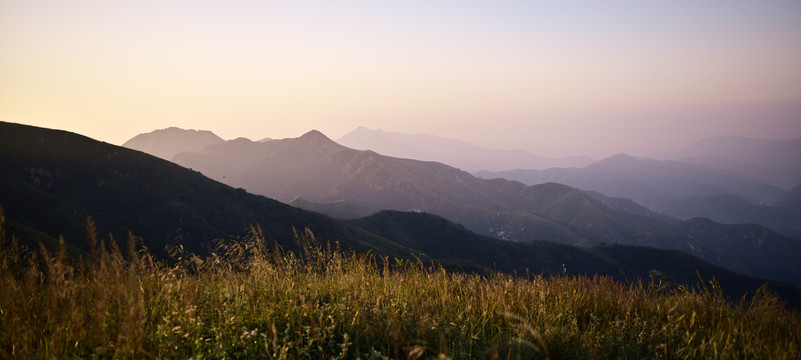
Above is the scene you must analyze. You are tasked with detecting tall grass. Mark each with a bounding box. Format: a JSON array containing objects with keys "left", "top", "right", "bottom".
[{"left": 1, "top": 213, "right": 799, "bottom": 359}]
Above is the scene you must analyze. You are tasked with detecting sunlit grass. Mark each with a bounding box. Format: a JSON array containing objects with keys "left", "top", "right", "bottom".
[{"left": 1, "top": 212, "right": 799, "bottom": 359}]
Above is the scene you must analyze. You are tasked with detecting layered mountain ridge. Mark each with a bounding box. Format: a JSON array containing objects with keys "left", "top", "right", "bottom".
[
  {"left": 122, "top": 126, "right": 801, "bottom": 288},
  {"left": 337, "top": 127, "right": 595, "bottom": 172},
  {"left": 478, "top": 153, "right": 801, "bottom": 239},
  {"left": 7, "top": 121, "right": 800, "bottom": 306}
]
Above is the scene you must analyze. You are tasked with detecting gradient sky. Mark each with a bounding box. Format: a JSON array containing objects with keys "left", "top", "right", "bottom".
[{"left": 2, "top": 0, "right": 800, "bottom": 158}]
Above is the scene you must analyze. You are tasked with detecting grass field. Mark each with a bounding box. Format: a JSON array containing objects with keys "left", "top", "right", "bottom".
[{"left": 1, "top": 215, "right": 799, "bottom": 359}]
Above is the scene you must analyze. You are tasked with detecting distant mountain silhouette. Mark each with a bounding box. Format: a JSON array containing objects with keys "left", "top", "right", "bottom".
[
  {"left": 480, "top": 154, "right": 783, "bottom": 206},
  {"left": 9, "top": 121, "right": 801, "bottom": 305},
  {"left": 337, "top": 127, "right": 594, "bottom": 172},
  {"left": 477, "top": 154, "right": 797, "bottom": 237},
  {"left": 124, "top": 128, "right": 801, "bottom": 287},
  {"left": 678, "top": 137, "right": 801, "bottom": 189},
  {"left": 171, "top": 131, "right": 654, "bottom": 246},
  {"left": 123, "top": 127, "right": 224, "bottom": 161}
]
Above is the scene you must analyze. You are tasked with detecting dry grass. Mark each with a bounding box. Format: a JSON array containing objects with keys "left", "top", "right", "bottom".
[{"left": 1, "top": 214, "right": 799, "bottom": 359}]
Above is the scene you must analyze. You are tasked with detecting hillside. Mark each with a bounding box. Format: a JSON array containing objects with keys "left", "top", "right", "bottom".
[{"left": 348, "top": 210, "right": 801, "bottom": 302}]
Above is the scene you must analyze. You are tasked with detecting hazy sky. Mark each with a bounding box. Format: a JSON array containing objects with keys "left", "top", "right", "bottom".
[{"left": 2, "top": 0, "right": 800, "bottom": 158}]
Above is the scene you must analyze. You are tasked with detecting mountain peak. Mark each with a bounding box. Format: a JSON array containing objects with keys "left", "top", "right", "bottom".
[
  {"left": 229, "top": 137, "right": 255, "bottom": 144},
  {"left": 299, "top": 129, "right": 328, "bottom": 139},
  {"left": 293, "top": 130, "right": 348, "bottom": 151},
  {"left": 122, "top": 127, "right": 225, "bottom": 160},
  {"left": 298, "top": 130, "right": 336, "bottom": 143},
  {"left": 607, "top": 153, "right": 634, "bottom": 160},
  {"left": 594, "top": 153, "right": 647, "bottom": 165}
]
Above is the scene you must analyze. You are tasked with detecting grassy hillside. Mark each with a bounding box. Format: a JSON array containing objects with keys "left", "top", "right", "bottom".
[
  {"left": 1, "top": 219, "right": 799, "bottom": 359},
  {"left": 350, "top": 210, "right": 801, "bottom": 306}
]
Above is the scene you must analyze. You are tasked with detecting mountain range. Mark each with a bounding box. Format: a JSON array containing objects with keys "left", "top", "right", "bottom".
[
  {"left": 337, "top": 127, "right": 595, "bottom": 172},
  {"left": 4, "top": 121, "right": 801, "bottom": 307},
  {"left": 7, "top": 121, "right": 801, "bottom": 305},
  {"left": 477, "top": 154, "right": 801, "bottom": 239},
  {"left": 122, "top": 126, "right": 801, "bottom": 288}
]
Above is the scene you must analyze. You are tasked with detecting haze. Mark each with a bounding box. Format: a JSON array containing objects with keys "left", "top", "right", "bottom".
[{"left": 2, "top": 0, "right": 800, "bottom": 158}]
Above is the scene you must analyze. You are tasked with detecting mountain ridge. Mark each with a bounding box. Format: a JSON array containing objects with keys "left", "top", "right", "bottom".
[
  {"left": 10, "top": 122, "right": 801, "bottom": 301},
  {"left": 6, "top": 121, "right": 801, "bottom": 306},
  {"left": 337, "top": 127, "right": 595, "bottom": 172},
  {"left": 477, "top": 153, "right": 796, "bottom": 234},
  {"left": 123, "top": 127, "right": 224, "bottom": 161},
  {"left": 125, "top": 126, "right": 801, "bottom": 287}
]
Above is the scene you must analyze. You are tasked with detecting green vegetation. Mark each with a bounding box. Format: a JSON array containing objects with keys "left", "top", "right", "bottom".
[{"left": 2, "top": 214, "right": 799, "bottom": 359}]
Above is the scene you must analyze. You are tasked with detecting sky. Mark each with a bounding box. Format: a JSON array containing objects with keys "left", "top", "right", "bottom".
[{"left": 2, "top": 0, "right": 800, "bottom": 158}]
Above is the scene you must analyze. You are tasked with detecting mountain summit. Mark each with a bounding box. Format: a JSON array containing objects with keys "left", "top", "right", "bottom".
[
  {"left": 123, "top": 127, "right": 224, "bottom": 160},
  {"left": 294, "top": 130, "right": 347, "bottom": 150},
  {"left": 298, "top": 129, "right": 333, "bottom": 142}
]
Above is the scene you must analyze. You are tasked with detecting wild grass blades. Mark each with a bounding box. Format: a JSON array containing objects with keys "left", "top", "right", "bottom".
[{"left": 0, "top": 214, "right": 799, "bottom": 359}]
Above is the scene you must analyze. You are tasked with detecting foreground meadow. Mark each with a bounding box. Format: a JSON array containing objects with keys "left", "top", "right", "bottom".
[{"left": 1, "top": 218, "right": 799, "bottom": 359}]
